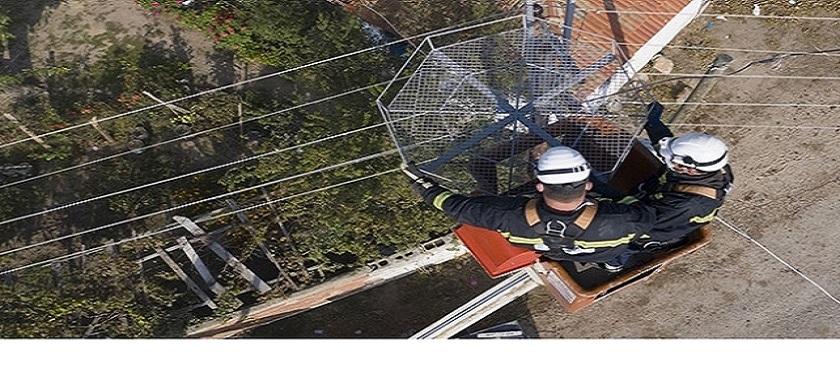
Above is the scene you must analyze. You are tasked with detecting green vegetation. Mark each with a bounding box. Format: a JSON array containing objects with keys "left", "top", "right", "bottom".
[
  {"left": 0, "top": 11, "right": 12, "bottom": 50},
  {"left": 0, "top": 253, "right": 191, "bottom": 338},
  {"left": 1, "top": 0, "right": 499, "bottom": 337}
]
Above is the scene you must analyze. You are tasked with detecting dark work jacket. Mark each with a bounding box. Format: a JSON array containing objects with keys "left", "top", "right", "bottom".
[
  {"left": 419, "top": 183, "right": 656, "bottom": 263},
  {"left": 634, "top": 121, "right": 735, "bottom": 243},
  {"left": 629, "top": 164, "right": 734, "bottom": 243}
]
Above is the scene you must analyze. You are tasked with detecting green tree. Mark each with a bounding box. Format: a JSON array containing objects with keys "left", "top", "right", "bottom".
[
  {"left": 0, "top": 12, "right": 13, "bottom": 50},
  {"left": 0, "top": 253, "right": 190, "bottom": 338}
]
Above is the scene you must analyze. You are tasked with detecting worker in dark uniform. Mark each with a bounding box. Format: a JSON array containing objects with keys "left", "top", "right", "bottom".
[
  {"left": 402, "top": 146, "right": 656, "bottom": 272},
  {"left": 612, "top": 101, "right": 734, "bottom": 268}
]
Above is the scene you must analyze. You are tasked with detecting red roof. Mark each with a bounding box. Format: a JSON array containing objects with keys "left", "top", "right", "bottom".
[{"left": 542, "top": 0, "right": 698, "bottom": 62}]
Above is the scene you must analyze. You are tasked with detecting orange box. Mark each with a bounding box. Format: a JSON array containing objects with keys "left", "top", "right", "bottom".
[{"left": 452, "top": 223, "right": 541, "bottom": 278}]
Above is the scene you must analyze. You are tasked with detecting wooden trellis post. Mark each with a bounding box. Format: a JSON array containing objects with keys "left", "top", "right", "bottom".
[
  {"left": 3, "top": 113, "right": 50, "bottom": 149},
  {"left": 226, "top": 199, "right": 299, "bottom": 290},
  {"left": 89, "top": 116, "right": 115, "bottom": 144},
  {"left": 176, "top": 236, "right": 225, "bottom": 296},
  {"left": 173, "top": 216, "right": 272, "bottom": 294},
  {"left": 155, "top": 247, "right": 218, "bottom": 310},
  {"left": 142, "top": 91, "right": 189, "bottom": 115}
]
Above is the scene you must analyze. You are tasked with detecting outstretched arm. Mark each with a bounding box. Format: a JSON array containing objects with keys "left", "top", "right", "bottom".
[
  {"left": 644, "top": 101, "right": 675, "bottom": 145},
  {"left": 400, "top": 162, "right": 523, "bottom": 231}
]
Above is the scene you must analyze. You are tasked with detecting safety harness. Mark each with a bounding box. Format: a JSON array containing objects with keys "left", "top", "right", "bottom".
[
  {"left": 637, "top": 183, "right": 719, "bottom": 252},
  {"left": 524, "top": 198, "right": 598, "bottom": 252},
  {"left": 670, "top": 184, "right": 718, "bottom": 199}
]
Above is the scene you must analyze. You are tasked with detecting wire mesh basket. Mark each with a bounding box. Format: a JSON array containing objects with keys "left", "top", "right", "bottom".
[{"left": 378, "top": 15, "right": 653, "bottom": 196}]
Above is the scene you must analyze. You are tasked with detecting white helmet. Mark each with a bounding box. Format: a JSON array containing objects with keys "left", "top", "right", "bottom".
[
  {"left": 535, "top": 146, "right": 591, "bottom": 184},
  {"left": 659, "top": 132, "right": 728, "bottom": 172}
]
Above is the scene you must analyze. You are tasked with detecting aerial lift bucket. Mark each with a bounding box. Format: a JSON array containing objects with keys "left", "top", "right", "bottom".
[{"left": 453, "top": 138, "right": 713, "bottom": 312}]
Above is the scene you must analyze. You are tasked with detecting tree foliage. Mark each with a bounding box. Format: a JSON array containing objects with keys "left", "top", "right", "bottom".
[
  {"left": 0, "top": 0, "right": 511, "bottom": 337},
  {"left": 0, "top": 253, "right": 190, "bottom": 338}
]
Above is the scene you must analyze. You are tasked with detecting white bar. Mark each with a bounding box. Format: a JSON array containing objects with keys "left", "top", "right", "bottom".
[
  {"left": 410, "top": 268, "right": 540, "bottom": 339},
  {"left": 178, "top": 237, "right": 225, "bottom": 296},
  {"left": 174, "top": 216, "right": 272, "bottom": 294},
  {"left": 156, "top": 248, "right": 218, "bottom": 310}
]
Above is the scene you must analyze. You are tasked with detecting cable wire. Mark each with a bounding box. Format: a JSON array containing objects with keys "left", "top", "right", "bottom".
[
  {"left": 0, "top": 77, "right": 399, "bottom": 190},
  {"left": 4, "top": 10, "right": 839, "bottom": 282},
  {"left": 0, "top": 121, "right": 389, "bottom": 227},
  {"left": 642, "top": 73, "right": 840, "bottom": 81},
  {"left": 0, "top": 125, "right": 461, "bottom": 271},
  {"left": 0, "top": 48, "right": 394, "bottom": 150},
  {"left": 0, "top": 125, "right": 463, "bottom": 266},
  {"left": 0, "top": 146, "right": 401, "bottom": 259},
  {"left": 4, "top": 30, "right": 837, "bottom": 245},
  {"left": 542, "top": 6, "right": 840, "bottom": 22},
  {"left": 715, "top": 216, "right": 840, "bottom": 306},
  {"left": 624, "top": 43, "right": 840, "bottom": 58},
  {"left": 669, "top": 122, "right": 839, "bottom": 131},
  {"left": 0, "top": 10, "right": 516, "bottom": 150},
  {"left": 0, "top": 167, "right": 399, "bottom": 276},
  {"left": 6, "top": 13, "right": 836, "bottom": 188},
  {"left": 629, "top": 101, "right": 840, "bottom": 109}
]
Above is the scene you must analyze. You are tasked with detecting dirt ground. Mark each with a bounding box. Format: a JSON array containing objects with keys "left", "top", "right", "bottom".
[{"left": 7, "top": 1, "right": 840, "bottom": 342}]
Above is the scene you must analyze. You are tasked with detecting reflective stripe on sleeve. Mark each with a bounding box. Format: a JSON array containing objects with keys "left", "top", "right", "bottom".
[
  {"left": 432, "top": 191, "right": 454, "bottom": 211},
  {"left": 500, "top": 232, "right": 543, "bottom": 245},
  {"left": 617, "top": 195, "right": 638, "bottom": 204},
  {"left": 575, "top": 233, "right": 636, "bottom": 249}
]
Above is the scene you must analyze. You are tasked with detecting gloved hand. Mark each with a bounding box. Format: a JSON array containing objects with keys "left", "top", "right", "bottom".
[
  {"left": 643, "top": 101, "right": 673, "bottom": 143},
  {"left": 645, "top": 101, "right": 665, "bottom": 127},
  {"left": 400, "top": 162, "right": 437, "bottom": 192}
]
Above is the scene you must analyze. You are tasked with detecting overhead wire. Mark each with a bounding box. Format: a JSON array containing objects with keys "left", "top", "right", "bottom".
[
  {"left": 3, "top": 9, "right": 836, "bottom": 294},
  {"left": 542, "top": 5, "right": 840, "bottom": 22},
  {"left": 5, "top": 114, "right": 836, "bottom": 236},
  {"left": 5, "top": 12, "right": 838, "bottom": 192},
  {"left": 640, "top": 73, "right": 840, "bottom": 81},
  {"left": 0, "top": 14, "right": 531, "bottom": 229},
  {"left": 0, "top": 10, "right": 520, "bottom": 191},
  {"left": 0, "top": 167, "right": 400, "bottom": 276},
  {"left": 0, "top": 76, "right": 402, "bottom": 191},
  {"left": 0, "top": 8, "right": 517, "bottom": 150},
  {"left": 0, "top": 146, "right": 401, "bottom": 259},
  {"left": 0, "top": 45, "right": 395, "bottom": 150},
  {"left": 620, "top": 43, "right": 840, "bottom": 58},
  {"left": 598, "top": 10, "right": 840, "bottom": 22},
  {"left": 0, "top": 120, "right": 389, "bottom": 227},
  {"left": 2, "top": 5, "right": 837, "bottom": 341},
  {"left": 631, "top": 101, "right": 840, "bottom": 108},
  {"left": 581, "top": 45, "right": 840, "bottom": 105},
  {"left": 0, "top": 112, "right": 459, "bottom": 260},
  {"left": 0, "top": 11, "right": 530, "bottom": 269},
  {"left": 670, "top": 122, "right": 838, "bottom": 131},
  {"left": 715, "top": 216, "right": 840, "bottom": 306},
  {"left": 0, "top": 121, "right": 465, "bottom": 275}
]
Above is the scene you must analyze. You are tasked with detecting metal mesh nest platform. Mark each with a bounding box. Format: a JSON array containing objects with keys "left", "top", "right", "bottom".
[{"left": 377, "top": 15, "right": 653, "bottom": 196}]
